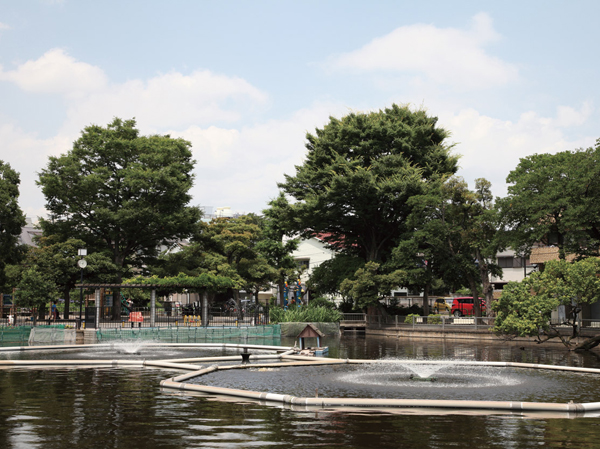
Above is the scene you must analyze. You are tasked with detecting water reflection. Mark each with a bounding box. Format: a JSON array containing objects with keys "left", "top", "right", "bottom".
[{"left": 1, "top": 335, "right": 600, "bottom": 448}]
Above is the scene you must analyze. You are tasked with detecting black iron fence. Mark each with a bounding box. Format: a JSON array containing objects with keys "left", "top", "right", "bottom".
[
  {"left": 87, "top": 305, "right": 270, "bottom": 329},
  {"left": 0, "top": 304, "right": 270, "bottom": 330}
]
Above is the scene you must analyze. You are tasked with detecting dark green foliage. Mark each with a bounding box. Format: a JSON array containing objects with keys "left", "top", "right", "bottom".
[
  {"left": 18, "top": 237, "right": 116, "bottom": 318},
  {"left": 340, "top": 261, "right": 405, "bottom": 310},
  {"left": 37, "top": 118, "right": 201, "bottom": 318},
  {"left": 16, "top": 267, "right": 56, "bottom": 318},
  {"left": 258, "top": 194, "right": 300, "bottom": 306},
  {"left": 493, "top": 258, "right": 600, "bottom": 350},
  {"left": 0, "top": 160, "right": 26, "bottom": 289},
  {"left": 152, "top": 214, "right": 279, "bottom": 310},
  {"left": 499, "top": 141, "right": 600, "bottom": 258},
  {"left": 392, "top": 176, "right": 503, "bottom": 316},
  {"left": 307, "top": 297, "right": 337, "bottom": 309},
  {"left": 308, "top": 255, "right": 364, "bottom": 298},
  {"left": 384, "top": 302, "right": 423, "bottom": 316},
  {"left": 279, "top": 104, "right": 458, "bottom": 263},
  {"left": 269, "top": 305, "right": 342, "bottom": 323},
  {"left": 125, "top": 273, "right": 237, "bottom": 293}
]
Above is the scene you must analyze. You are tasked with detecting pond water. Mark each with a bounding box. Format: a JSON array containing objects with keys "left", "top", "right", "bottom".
[{"left": 2, "top": 335, "right": 600, "bottom": 448}]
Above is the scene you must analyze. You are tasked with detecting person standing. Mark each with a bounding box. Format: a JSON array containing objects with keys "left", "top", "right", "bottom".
[{"left": 51, "top": 301, "right": 58, "bottom": 321}]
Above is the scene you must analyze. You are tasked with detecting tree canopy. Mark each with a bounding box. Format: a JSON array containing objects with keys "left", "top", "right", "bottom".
[
  {"left": 16, "top": 237, "right": 117, "bottom": 318},
  {"left": 340, "top": 261, "right": 405, "bottom": 311},
  {"left": 494, "top": 258, "right": 600, "bottom": 350},
  {"left": 0, "top": 160, "right": 26, "bottom": 289},
  {"left": 37, "top": 118, "right": 201, "bottom": 318},
  {"left": 153, "top": 214, "right": 280, "bottom": 310},
  {"left": 499, "top": 141, "right": 600, "bottom": 258},
  {"left": 392, "top": 176, "right": 503, "bottom": 316},
  {"left": 279, "top": 104, "right": 458, "bottom": 264}
]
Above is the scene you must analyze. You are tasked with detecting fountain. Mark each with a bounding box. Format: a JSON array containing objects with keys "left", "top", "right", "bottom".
[
  {"left": 2, "top": 343, "right": 600, "bottom": 417},
  {"left": 111, "top": 339, "right": 149, "bottom": 355}
]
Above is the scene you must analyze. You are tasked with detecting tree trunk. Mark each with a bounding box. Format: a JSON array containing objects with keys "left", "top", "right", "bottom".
[
  {"left": 112, "top": 251, "right": 125, "bottom": 320},
  {"left": 422, "top": 283, "right": 430, "bottom": 316},
  {"left": 480, "top": 262, "right": 494, "bottom": 317},
  {"left": 234, "top": 290, "right": 242, "bottom": 322},
  {"left": 38, "top": 303, "right": 46, "bottom": 321},
  {"left": 277, "top": 280, "right": 285, "bottom": 307},
  {"left": 574, "top": 334, "right": 600, "bottom": 351},
  {"left": 63, "top": 288, "right": 70, "bottom": 320},
  {"left": 112, "top": 287, "right": 122, "bottom": 320},
  {"left": 468, "top": 275, "right": 482, "bottom": 318}
]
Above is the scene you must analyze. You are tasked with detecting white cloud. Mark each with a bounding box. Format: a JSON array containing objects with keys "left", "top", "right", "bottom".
[
  {"left": 0, "top": 22, "right": 11, "bottom": 30},
  {"left": 62, "top": 69, "right": 268, "bottom": 133},
  {"left": 332, "top": 12, "right": 518, "bottom": 90},
  {"left": 165, "top": 102, "right": 347, "bottom": 213},
  {"left": 0, "top": 122, "right": 71, "bottom": 219},
  {"left": 0, "top": 49, "right": 268, "bottom": 134},
  {"left": 443, "top": 103, "right": 595, "bottom": 198},
  {"left": 0, "top": 48, "right": 107, "bottom": 95},
  {"left": 0, "top": 49, "right": 276, "bottom": 216}
]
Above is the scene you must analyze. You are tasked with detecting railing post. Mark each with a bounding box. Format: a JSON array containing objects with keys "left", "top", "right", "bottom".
[
  {"left": 95, "top": 288, "right": 100, "bottom": 329},
  {"left": 150, "top": 289, "right": 156, "bottom": 328},
  {"left": 474, "top": 316, "right": 478, "bottom": 330},
  {"left": 442, "top": 315, "right": 445, "bottom": 331},
  {"left": 201, "top": 290, "right": 208, "bottom": 327},
  {"left": 395, "top": 315, "right": 398, "bottom": 328}
]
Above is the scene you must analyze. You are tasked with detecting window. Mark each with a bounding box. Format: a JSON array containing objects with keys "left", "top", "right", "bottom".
[
  {"left": 497, "top": 257, "right": 514, "bottom": 268},
  {"left": 497, "top": 257, "right": 529, "bottom": 268},
  {"left": 296, "top": 259, "right": 309, "bottom": 270}
]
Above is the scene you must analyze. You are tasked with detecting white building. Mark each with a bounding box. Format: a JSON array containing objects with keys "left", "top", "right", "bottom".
[{"left": 291, "top": 236, "right": 336, "bottom": 285}]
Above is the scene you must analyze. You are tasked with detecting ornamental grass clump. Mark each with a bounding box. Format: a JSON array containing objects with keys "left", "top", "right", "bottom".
[{"left": 269, "top": 306, "right": 342, "bottom": 323}]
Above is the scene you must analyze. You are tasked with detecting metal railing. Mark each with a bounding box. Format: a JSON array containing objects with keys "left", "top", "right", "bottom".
[
  {"left": 0, "top": 304, "right": 271, "bottom": 330},
  {"left": 88, "top": 305, "right": 270, "bottom": 329},
  {"left": 341, "top": 313, "right": 367, "bottom": 323},
  {"left": 366, "top": 314, "right": 496, "bottom": 330}
]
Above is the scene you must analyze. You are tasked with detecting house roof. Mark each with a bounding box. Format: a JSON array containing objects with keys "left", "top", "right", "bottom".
[{"left": 297, "top": 323, "right": 325, "bottom": 338}]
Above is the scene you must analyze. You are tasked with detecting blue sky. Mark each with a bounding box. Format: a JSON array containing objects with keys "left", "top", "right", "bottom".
[{"left": 1, "top": 0, "right": 599, "bottom": 219}]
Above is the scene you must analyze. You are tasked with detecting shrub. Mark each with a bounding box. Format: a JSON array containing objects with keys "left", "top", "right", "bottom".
[
  {"left": 388, "top": 304, "right": 424, "bottom": 316},
  {"left": 269, "top": 306, "right": 342, "bottom": 323},
  {"left": 428, "top": 314, "right": 442, "bottom": 324},
  {"left": 337, "top": 300, "right": 355, "bottom": 313},
  {"left": 404, "top": 313, "right": 420, "bottom": 324},
  {"left": 308, "top": 297, "right": 337, "bottom": 309}
]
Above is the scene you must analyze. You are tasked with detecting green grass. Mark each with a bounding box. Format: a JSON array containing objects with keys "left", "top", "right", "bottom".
[{"left": 270, "top": 306, "right": 342, "bottom": 323}]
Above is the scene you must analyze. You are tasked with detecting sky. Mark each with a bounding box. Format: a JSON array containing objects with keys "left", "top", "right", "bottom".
[{"left": 1, "top": 0, "right": 599, "bottom": 219}]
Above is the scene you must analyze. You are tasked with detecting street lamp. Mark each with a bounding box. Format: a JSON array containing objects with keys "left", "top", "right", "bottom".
[{"left": 77, "top": 249, "right": 87, "bottom": 328}]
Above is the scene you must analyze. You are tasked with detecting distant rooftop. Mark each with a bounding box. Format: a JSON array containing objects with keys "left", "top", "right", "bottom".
[{"left": 19, "top": 217, "right": 42, "bottom": 247}]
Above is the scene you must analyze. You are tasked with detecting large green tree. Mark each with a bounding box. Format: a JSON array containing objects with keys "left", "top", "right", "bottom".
[
  {"left": 308, "top": 254, "right": 365, "bottom": 300},
  {"left": 258, "top": 194, "right": 299, "bottom": 306},
  {"left": 494, "top": 258, "right": 600, "bottom": 351},
  {"left": 37, "top": 118, "right": 201, "bottom": 319},
  {"left": 154, "top": 215, "right": 278, "bottom": 313},
  {"left": 279, "top": 104, "right": 458, "bottom": 264},
  {"left": 16, "top": 266, "right": 57, "bottom": 320},
  {"left": 393, "top": 176, "right": 503, "bottom": 316},
  {"left": 340, "top": 261, "right": 405, "bottom": 311},
  {"left": 499, "top": 141, "right": 600, "bottom": 259},
  {"left": 23, "top": 237, "right": 117, "bottom": 318},
  {"left": 0, "top": 160, "right": 26, "bottom": 289}
]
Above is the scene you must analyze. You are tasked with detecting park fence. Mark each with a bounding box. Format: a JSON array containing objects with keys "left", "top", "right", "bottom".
[
  {"left": 86, "top": 304, "right": 270, "bottom": 329},
  {"left": 0, "top": 304, "right": 270, "bottom": 331}
]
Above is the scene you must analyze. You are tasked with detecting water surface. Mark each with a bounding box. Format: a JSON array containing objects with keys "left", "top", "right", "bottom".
[{"left": 2, "top": 335, "right": 600, "bottom": 448}]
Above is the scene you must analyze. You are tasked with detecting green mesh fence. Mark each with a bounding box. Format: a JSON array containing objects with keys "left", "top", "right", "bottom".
[
  {"left": 29, "top": 327, "right": 77, "bottom": 345},
  {"left": 0, "top": 326, "right": 32, "bottom": 346},
  {"left": 96, "top": 325, "right": 281, "bottom": 345},
  {"left": 279, "top": 322, "right": 340, "bottom": 337}
]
